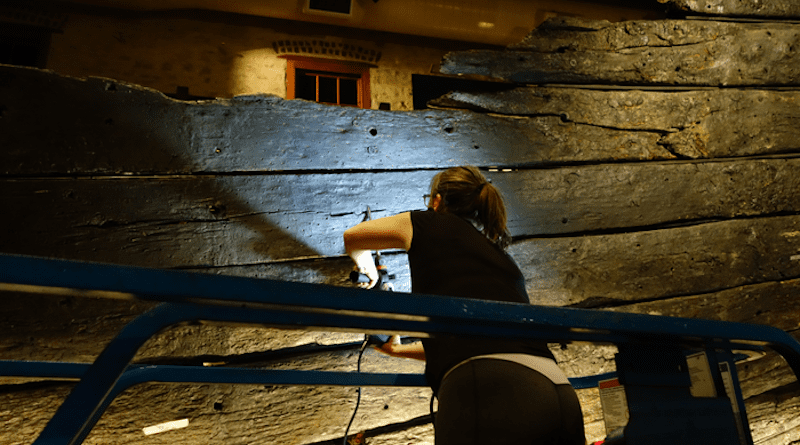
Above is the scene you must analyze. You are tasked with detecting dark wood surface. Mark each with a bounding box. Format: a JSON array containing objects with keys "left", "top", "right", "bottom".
[
  {"left": 664, "top": 0, "right": 800, "bottom": 18},
  {"left": 440, "top": 18, "right": 800, "bottom": 87},
  {"left": 3, "top": 10, "right": 800, "bottom": 442},
  {"left": 3, "top": 158, "right": 799, "bottom": 267},
  {"left": 431, "top": 87, "right": 800, "bottom": 159}
]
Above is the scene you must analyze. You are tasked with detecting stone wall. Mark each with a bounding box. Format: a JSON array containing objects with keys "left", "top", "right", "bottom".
[{"left": 43, "top": 6, "right": 484, "bottom": 110}]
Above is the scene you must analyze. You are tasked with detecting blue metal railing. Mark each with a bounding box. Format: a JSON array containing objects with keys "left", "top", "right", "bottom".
[{"left": 1, "top": 253, "right": 799, "bottom": 445}]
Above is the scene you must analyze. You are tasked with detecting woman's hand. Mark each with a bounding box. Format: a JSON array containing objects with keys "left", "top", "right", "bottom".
[
  {"left": 378, "top": 335, "right": 403, "bottom": 354},
  {"left": 375, "top": 335, "right": 425, "bottom": 361},
  {"left": 350, "top": 249, "right": 379, "bottom": 289}
]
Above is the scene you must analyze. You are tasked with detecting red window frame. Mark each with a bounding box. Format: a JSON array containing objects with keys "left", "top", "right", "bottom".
[{"left": 283, "top": 55, "right": 371, "bottom": 109}]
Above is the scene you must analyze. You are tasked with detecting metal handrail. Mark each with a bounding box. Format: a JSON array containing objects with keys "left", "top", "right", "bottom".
[{"left": 1, "top": 254, "right": 799, "bottom": 445}]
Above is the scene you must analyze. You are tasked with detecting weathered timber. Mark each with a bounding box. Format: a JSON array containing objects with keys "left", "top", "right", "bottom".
[
  {"left": 611, "top": 280, "right": 800, "bottom": 334},
  {"left": 663, "top": 0, "right": 800, "bottom": 18},
  {"left": 606, "top": 279, "right": 800, "bottom": 398},
  {"left": 0, "top": 291, "right": 407, "bottom": 368},
  {"left": 0, "top": 293, "right": 155, "bottom": 364},
  {"left": 7, "top": 64, "right": 798, "bottom": 177},
  {"left": 512, "top": 215, "right": 800, "bottom": 306},
  {"left": 440, "top": 17, "right": 800, "bottom": 86},
  {"left": 3, "top": 383, "right": 624, "bottom": 445},
  {"left": 0, "top": 289, "right": 433, "bottom": 443},
  {"left": 745, "top": 383, "right": 800, "bottom": 445},
  {"left": 3, "top": 159, "right": 800, "bottom": 267},
  {"left": 0, "top": 65, "right": 673, "bottom": 175},
  {"left": 0, "top": 173, "right": 428, "bottom": 267},
  {"left": 431, "top": 87, "right": 800, "bottom": 159},
  {"left": 0, "top": 351, "right": 433, "bottom": 445},
  {"left": 6, "top": 65, "right": 800, "bottom": 175}
]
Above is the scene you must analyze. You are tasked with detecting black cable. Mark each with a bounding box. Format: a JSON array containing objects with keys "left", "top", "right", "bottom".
[
  {"left": 342, "top": 335, "right": 371, "bottom": 445},
  {"left": 429, "top": 393, "right": 436, "bottom": 428}
]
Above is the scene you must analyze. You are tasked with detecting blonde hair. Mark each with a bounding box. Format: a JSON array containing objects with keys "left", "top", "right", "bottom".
[{"left": 429, "top": 166, "right": 511, "bottom": 249}]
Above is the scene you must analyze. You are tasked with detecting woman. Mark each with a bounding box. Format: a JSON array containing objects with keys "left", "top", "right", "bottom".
[{"left": 343, "top": 166, "right": 585, "bottom": 445}]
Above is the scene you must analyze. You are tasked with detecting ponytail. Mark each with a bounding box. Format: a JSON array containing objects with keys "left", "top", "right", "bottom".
[
  {"left": 428, "top": 166, "right": 511, "bottom": 249},
  {"left": 477, "top": 181, "right": 511, "bottom": 249}
]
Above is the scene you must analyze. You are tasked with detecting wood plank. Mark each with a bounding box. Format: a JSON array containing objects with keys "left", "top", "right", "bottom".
[
  {"left": 431, "top": 87, "right": 800, "bottom": 159},
  {"left": 3, "top": 158, "right": 800, "bottom": 265},
  {"left": 7, "top": 64, "right": 799, "bottom": 173},
  {"left": 5, "top": 185, "right": 800, "bottom": 308},
  {"left": 0, "top": 353, "right": 432, "bottom": 445},
  {"left": 440, "top": 17, "right": 800, "bottom": 86},
  {"left": 663, "top": 0, "right": 800, "bottom": 18},
  {"left": 0, "top": 65, "right": 662, "bottom": 174},
  {"left": 2, "top": 65, "right": 786, "bottom": 177},
  {"left": 745, "top": 383, "right": 800, "bottom": 445},
  {"left": 610, "top": 280, "right": 800, "bottom": 333},
  {"left": 512, "top": 215, "right": 800, "bottom": 306},
  {"left": 0, "top": 172, "right": 428, "bottom": 267}
]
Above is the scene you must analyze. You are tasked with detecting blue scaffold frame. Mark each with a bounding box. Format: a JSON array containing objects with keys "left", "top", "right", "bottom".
[{"left": 1, "top": 253, "right": 799, "bottom": 445}]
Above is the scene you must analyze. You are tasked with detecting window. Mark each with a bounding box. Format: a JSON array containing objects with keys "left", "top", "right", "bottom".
[{"left": 284, "top": 56, "right": 371, "bottom": 109}]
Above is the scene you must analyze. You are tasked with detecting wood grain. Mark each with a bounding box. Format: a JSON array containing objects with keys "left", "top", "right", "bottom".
[
  {"left": 432, "top": 87, "right": 800, "bottom": 159},
  {"left": 663, "top": 0, "right": 800, "bottom": 18},
  {"left": 440, "top": 18, "right": 800, "bottom": 87},
  {"left": 8, "top": 65, "right": 797, "bottom": 178},
  {"left": 3, "top": 159, "right": 799, "bottom": 267},
  {"left": 514, "top": 215, "right": 800, "bottom": 306}
]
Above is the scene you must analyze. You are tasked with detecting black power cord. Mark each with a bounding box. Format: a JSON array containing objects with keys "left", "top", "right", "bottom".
[
  {"left": 342, "top": 335, "right": 371, "bottom": 445},
  {"left": 343, "top": 206, "right": 397, "bottom": 444}
]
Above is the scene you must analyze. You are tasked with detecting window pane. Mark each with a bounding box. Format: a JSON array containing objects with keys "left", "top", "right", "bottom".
[
  {"left": 318, "top": 76, "right": 338, "bottom": 104},
  {"left": 339, "top": 78, "right": 358, "bottom": 106},
  {"left": 292, "top": 66, "right": 364, "bottom": 107},
  {"left": 296, "top": 72, "right": 317, "bottom": 101}
]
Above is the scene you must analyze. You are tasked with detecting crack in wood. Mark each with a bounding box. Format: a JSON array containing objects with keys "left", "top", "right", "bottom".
[
  {"left": 136, "top": 341, "right": 370, "bottom": 368},
  {"left": 76, "top": 218, "right": 230, "bottom": 229},
  {"left": 305, "top": 414, "right": 432, "bottom": 445}
]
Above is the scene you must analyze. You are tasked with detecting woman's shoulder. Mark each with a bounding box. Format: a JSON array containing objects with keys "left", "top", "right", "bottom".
[{"left": 410, "top": 209, "right": 468, "bottom": 229}]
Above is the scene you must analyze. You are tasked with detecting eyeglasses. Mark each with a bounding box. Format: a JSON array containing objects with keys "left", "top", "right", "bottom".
[{"left": 423, "top": 194, "right": 431, "bottom": 207}]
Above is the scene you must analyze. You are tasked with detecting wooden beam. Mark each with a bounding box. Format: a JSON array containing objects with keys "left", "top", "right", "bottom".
[
  {"left": 3, "top": 159, "right": 800, "bottom": 266},
  {"left": 431, "top": 87, "right": 800, "bottom": 159},
  {"left": 440, "top": 18, "right": 800, "bottom": 86},
  {"left": 662, "top": 0, "right": 800, "bottom": 19},
  {"left": 746, "top": 383, "right": 800, "bottom": 445},
  {"left": 512, "top": 215, "right": 800, "bottom": 306},
  {"left": 7, "top": 66, "right": 800, "bottom": 178},
  {"left": 0, "top": 66, "right": 672, "bottom": 174},
  {"left": 0, "top": 356, "right": 432, "bottom": 445}
]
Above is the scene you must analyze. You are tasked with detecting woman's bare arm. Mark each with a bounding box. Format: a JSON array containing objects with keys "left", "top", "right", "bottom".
[
  {"left": 343, "top": 212, "right": 413, "bottom": 254},
  {"left": 376, "top": 335, "right": 425, "bottom": 361},
  {"left": 343, "top": 212, "right": 413, "bottom": 288}
]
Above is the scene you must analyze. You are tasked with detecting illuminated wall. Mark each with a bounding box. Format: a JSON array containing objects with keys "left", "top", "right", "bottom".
[{"left": 44, "top": 8, "right": 481, "bottom": 110}]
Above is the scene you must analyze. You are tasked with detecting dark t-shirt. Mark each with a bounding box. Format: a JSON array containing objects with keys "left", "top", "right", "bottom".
[{"left": 408, "top": 210, "right": 555, "bottom": 394}]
